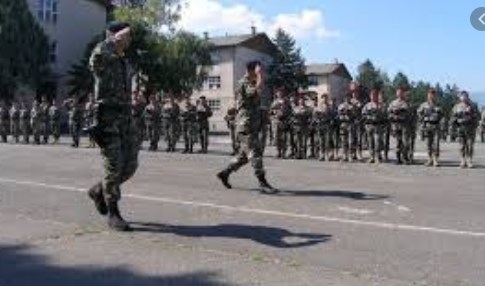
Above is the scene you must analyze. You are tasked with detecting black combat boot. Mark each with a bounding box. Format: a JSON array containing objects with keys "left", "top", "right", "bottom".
[
  {"left": 217, "top": 170, "right": 232, "bottom": 189},
  {"left": 88, "top": 182, "right": 107, "bottom": 215},
  {"left": 106, "top": 201, "right": 131, "bottom": 232},
  {"left": 257, "top": 173, "right": 278, "bottom": 195}
]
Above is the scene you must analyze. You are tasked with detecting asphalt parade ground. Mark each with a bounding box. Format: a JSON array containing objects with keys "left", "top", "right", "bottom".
[{"left": 0, "top": 137, "right": 484, "bottom": 286}]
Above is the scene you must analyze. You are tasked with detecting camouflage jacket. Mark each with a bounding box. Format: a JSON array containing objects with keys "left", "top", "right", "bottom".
[
  {"left": 388, "top": 99, "right": 411, "bottom": 124},
  {"left": 314, "top": 103, "right": 337, "bottom": 127},
  {"left": 9, "top": 107, "right": 20, "bottom": 122},
  {"left": 48, "top": 106, "right": 61, "bottom": 122},
  {"left": 270, "top": 99, "right": 292, "bottom": 123},
  {"left": 144, "top": 103, "right": 162, "bottom": 125},
  {"left": 180, "top": 104, "right": 197, "bottom": 124},
  {"left": 451, "top": 102, "right": 479, "bottom": 129},
  {"left": 337, "top": 101, "right": 356, "bottom": 125},
  {"left": 235, "top": 75, "right": 261, "bottom": 134},
  {"left": 362, "top": 102, "right": 387, "bottom": 125},
  {"left": 417, "top": 102, "right": 442, "bottom": 129}
]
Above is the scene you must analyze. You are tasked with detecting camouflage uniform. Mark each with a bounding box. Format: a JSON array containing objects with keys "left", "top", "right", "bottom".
[
  {"left": 144, "top": 101, "right": 161, "bottom": 151},
  {"left": 85, "top": 100, "right": 97, "bottom": 148},
  {"left": 418, "top": 101, "right": 443, "bottom": 166},
  {"left": 350, "top": 97, "right": 364, "bottom": 160},
  {"left": 162, "top": 100, "right": 180, "bottom": 152},
  {"left": 9, "top": 104, "right": 20, "bottom": 143},
  {"left": 88, "top": 36, "right": 139, "bottom": 205},
  {"left": 30, "top": 102, "right": 42, "bottom": 145},
  {"left": 388, "top": 98, "right": 413, "bottom": 164},
  {"left": 0, "top": 104, "right": 9, "bottom": 143},
  {"left": 270, "top": 97, "right": 292, "bottom": 159},
  {"left": 196, "top": 101, "right": 212, "bottom": 153},
  {"left": 362, "top": 101, "right": 387, "bottom": 163},
  {"left": 64, "top": 99, "right": 83, "bottom": 148},
  {"left": 20, "top": 104, "right": 30, "bottom": 144},
  {"left": 48, "top": 104, "right": 61, "bottom": 144},
  {"left": 40, "top": 101, "right": 50, "bottom": 144},
  {"left": 132, "top": 98, "right": 145, "bottom": 147},
  {"left": 337, "top": 100, "right": 356, "bottom": 162},
  {"left": 224, "top": 107, "right": 238, "bottom": 155},
  {"left": 451, "top": 102, "right": 479, "bottom": 168},
  {"left": 293, "top": 102, "right": 313, "bottom": 159},
  {"left": 180, "top": 101, "right": 197, "bottom": 154},
  {"left": 314, "top": 101, "right": 337, "bottom": 161},
  {"left": 308, "top": 103, "right": 319, "bottom": 159}
]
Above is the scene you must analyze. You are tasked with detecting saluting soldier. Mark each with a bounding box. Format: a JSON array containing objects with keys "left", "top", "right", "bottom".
[{"left": 417, "top": 89, "right": 443, "bottom": 167}]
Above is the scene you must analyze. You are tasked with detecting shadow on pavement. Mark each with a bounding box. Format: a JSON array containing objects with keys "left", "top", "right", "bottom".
[
  {"left": 131, "top": 223, "right": 332, "bottom": 249},
  {"left": 0, "top": 244, "right": 231, "bottom": 286},
  {"left": 276, "top": 190, "right": 390, "bottom": 200}
]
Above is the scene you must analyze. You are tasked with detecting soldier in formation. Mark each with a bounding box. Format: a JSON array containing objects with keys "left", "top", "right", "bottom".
[
  {"left": 64, "top": 98, "right": 83, "bottom": 148},
  {"left": 314, "top": 93, "right": 337, "bottom": 161},
  {"left": 417, "top": 89, "right": 443, "bottom": 167},
  {"left": 180, "top": 98, "right": 197, "bottom": 154},
  {"left": 350, "top": 89, "right": 364, "bottom": 160},
  {"left": 337, "top": 94, "right": 357, "bottom": 162},
  {"left": 20, "top": 102, "right": 30, "bottom": 144},
  {"left": 388, "top": 88, "right": 413, "bottom": 164},
  {"left": 0, "top": 101, "right": 9, "bottom": 143},
  {"left": 451, "top": 91, "right": 479, "bottom": 168},
  {"left": 270, "top": 88, "right": 292, "bottom": 159},
  {"left": 196, "top": 96, "right": 213, "bottom": 153},
  {"left": 293, "top": 96, "right": 312, "bottom": 159},
  {"left": 9, "top": 102, "right": 20, "bottom": 143},
  {"left": 308, "top": 97, "right": 319, "bottom": 159},
  {"left": 362, "top": 89, "right": 387, "bottom": 164},
  {"left": 49, "top": 100, "right": 61, "bottom": 144},
  {"left": 162, "top": 95, "right": 180, "bottom": 152},
  {"left": 144, "top": 95, "right": 161, "bottom": 151},
  {"left": 30, "top": 101, "right": 42, "bottom": 145},
  {"left": 40, "top": 97, "right": 51, "bottom": 144}
]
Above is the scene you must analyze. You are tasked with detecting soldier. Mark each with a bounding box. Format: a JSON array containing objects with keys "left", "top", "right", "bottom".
[
  {"left": 315, "top": 93, "right": 337, "bottom": 161},
  {"left": 337, "top": 94, "right": 356, "bottom": 162},
  {"left": 308, "top": 97, "right": 319, "bottom": 159},
  {"left": 144, "top": 95, "right": 161, "bottom": 151},
  {"left": 132, "top": 92, "right": 146, "bottom": 148},
  {"left": 196, "top": 96, "right": 212, "bottom": 153},
  {"left": 49, "top": 100, "right": 61, "bottom": 144},
  {"left": 362, "top": 90, "right": 387, "bottom": 164},
  {"left": 224, "top": 106, "right": 238, "bottom": 155},
  {"left": 451, "top": 91, "right": 479, "bottom": 168},
  {"left": 350, "top": 88, "right": 364, "bottom": 160},
  {"left": 40, "top": 97, "right": 50, "bottom": 144},
  {"left": 20, "top": 102, "right": 30, "bottom": 144},
  {"left": 417, "top": 89, "right": 443, "bottom": 167},
  {"left": 216, "top": 61, "right": 277, "bottom": 194},
  {"left": 293, "top": 96, "right": 312, "bottom": 159},
  {"left": 270, "top": 88, "right": 292, "bottom": 159},
  {"left": 180, "top": 98, "right": 197, "bottom": 154},
  {"left": 162, "top": 95, "right": 180, "bottom": 152},
  {"left": 86, "top": 22, "right": 139, "bottom": 231},
  {"left": 10, "top": 102, "right": 20, "bottom": 143},
  {"left": 379, "top": 91, "right": 391, "bottom": 162},
  {"left": 388, "top": 88, "right": 413, "bottom": 165},
  {"left": 0, "top": 101, "right": 9, "bottom": 143},
  {"left": 480, "top": 109, "right": 485, "bottom": 143},
  {"left": 64, "top": 98, "right": 83, "bottom": 148},
  {"left": 288, "top": 96, "right": 300, "bottom": 158},
  {"left": 85, "top": 94, "right": 97, "bottom": 148},
  {"left": 30, "top": 101, "right": 42, "bottom": 145}
]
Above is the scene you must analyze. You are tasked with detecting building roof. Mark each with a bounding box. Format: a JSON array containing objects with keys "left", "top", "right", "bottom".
[
  {"left": 306, "top": 63, "right": 353, "bottom": 80},
  {"left": 207, "top": 33, "right": 277, "bottom": 56}
]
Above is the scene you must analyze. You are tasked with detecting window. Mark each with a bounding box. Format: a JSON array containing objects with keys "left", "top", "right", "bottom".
[
  {"left": 49, "top": 41, "right": 57, "bottom": 63},
  {"left": 203, "top": 76, "right": 221, "bottom": 90},
  {"left": 37, "top": 0, "right": 59, "bottom": 24},
  {"left": 308, "top": 75, "right": 319, "bottom": 86},
  {"left": 207, "top": 99, "right": 221, "bottom": 112}
]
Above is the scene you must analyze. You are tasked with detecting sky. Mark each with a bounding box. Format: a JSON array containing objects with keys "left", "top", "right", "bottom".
[{"left": 178, "top": 0, "right": 485, "bottom": 105}]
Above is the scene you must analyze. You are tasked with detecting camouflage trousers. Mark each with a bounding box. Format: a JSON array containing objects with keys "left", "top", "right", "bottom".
[
  {"left": 146, "top": 123, "right": 160, "bottom": 150},
  {"left": 339, "top": 123, "right": 353, "bottom": 159},
  {"left": 391, "top": 124, "right": 413, "bottom": 161},
  {"left": 165, "top": 121, "right": 179, "bottom": 152},
  {"left": 224, "top": 132, "right": 264, "bottom": 177},
  {"left": 365, "top": 124, "right": 384, "bottom": 159},
  {"left": 69, "top": 121, "right": 81, "bottom": 146},
  {"left": 199, "top": 122, "right": 209, "bottom": 152},
  {"left": 295, "top": 127, "right": 308, "bottom": 159},
  {"left": 50, "top": 121, "right": 61, "bottom": 141},
  {"left": 182, "top": 121, "right": 196, "bottom": 153},
  {"left": 318, "top": 125, "right": 335, "bottom": 159},
  {"left": 0, "top": 121, "right": 9, "bottom": 142},
  {"left": 20, "top": 121, "right": 30, "bottom": 143},
  {"left": 10, "top": 121, "right": 20, "bottom": 142},
  {"left": 274, "top": 121, "right": 290, "bottom": 158},
  {"left": 423, "top": 125, "right": 440, "bottom": 157},
  {"left": 100, "top": 117, "right": 139, "bottom": 203},
  {"left": 42, "top": 121, "right": 50, "bottom": 143},
  {"left": 31, "top": 122, "right": 42, "bottom": 144},
  {"left": 458, "top": 127, "right": 475, "bottom": 158}
]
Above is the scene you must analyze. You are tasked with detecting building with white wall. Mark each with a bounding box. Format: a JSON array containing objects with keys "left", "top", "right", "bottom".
[{"left": 306, "top": 63, "right": 353, "bottom": 104}]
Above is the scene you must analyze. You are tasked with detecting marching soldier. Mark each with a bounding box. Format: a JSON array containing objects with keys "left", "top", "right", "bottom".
[
  {"left": 180, "top": 98, "right": 197, "bottom": 154},
  {"left": 224, "top": 106, "right": 238, "bottom": 155},
  {"left": 85, "top": 94, "right": 97, "bottom": 148},
  {"left": 64, "top": 98, "right": 83, "bottom": 148},
  {"left": 49, "top": 100, "right": 61, "bottom": 144},
  {"left": 0, "top": 101, "right": 9, "bottom": 143},
  {"left": 270, "top": 88, "right": 292, "bottom": 159},
  {"left": 362, "top": 89, "right": 387, "bottom": 164},
  {"left": 30, "top": 101, "right": 42, "bottom": 145},
  {"left": 10, "top": 102, "right": 20, "bottom": 143},
  {"left": 162, "top": 95, "right": 180, "bottom": 152},
  {"left": 144, "top": 95, "right": 161, "bottom": 151},
  {"left": 315, "top": 93, "right": 337, "bottom": 161},
  {"left": 40, "top": 97, "right": 50, "bottom": 144},
  {"left": 337, "top": 94, "right": 356, "bottom": 162},
  {"left": 388, "top": 88, "right": 413, "bottom": 164},
  {"left": 417, "top": 89, "right": 443, "bottom": 167},
  {"left": 451, "top": 91, "right": 479, "bottom": 168},
  {"left": 20, "top": 102, "right": 30, "bottom": 144},
  {"left": 196, "top": 96, "right": 212, "bottom": 153},
  {"left": 293, "top": 96, "right": 312, "bottom": 160}
]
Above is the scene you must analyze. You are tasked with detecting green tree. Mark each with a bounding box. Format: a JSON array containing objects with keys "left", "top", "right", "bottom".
[
  {"left": 356, "top": 60, "right": 384, "bottom": 90},
  {"left": 267, "top": 28, "right": 308, "bottom": 95},
  {"left": 392, "top": 71, "right": 411, "bottom": 90},
  {"left": 0, "top": 0, "right": 50, "bottom": 101}
]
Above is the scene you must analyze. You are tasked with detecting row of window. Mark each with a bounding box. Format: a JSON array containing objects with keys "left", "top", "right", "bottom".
[{"left": 37, "top": 0, "right": 59, "bottom": 24}]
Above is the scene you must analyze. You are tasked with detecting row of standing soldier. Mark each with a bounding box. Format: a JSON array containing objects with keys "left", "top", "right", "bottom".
[{"left": 225, "top": 84, "right": 481, "bottom": 168}]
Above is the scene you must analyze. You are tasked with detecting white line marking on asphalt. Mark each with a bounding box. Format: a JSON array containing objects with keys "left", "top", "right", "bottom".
[
  {"left": 337, "top": 206, "right": 373, "bottom": 215},
  {"left": 0, "top": 177, "right": 484, "bottom": 238},
  {"left": 384, "top": 201, "right": 412, "bottom": 213}
]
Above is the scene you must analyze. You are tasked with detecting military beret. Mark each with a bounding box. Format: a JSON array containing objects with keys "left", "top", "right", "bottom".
[{"left": 106, "top": 21, "right": 130, "bottom": 33}]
